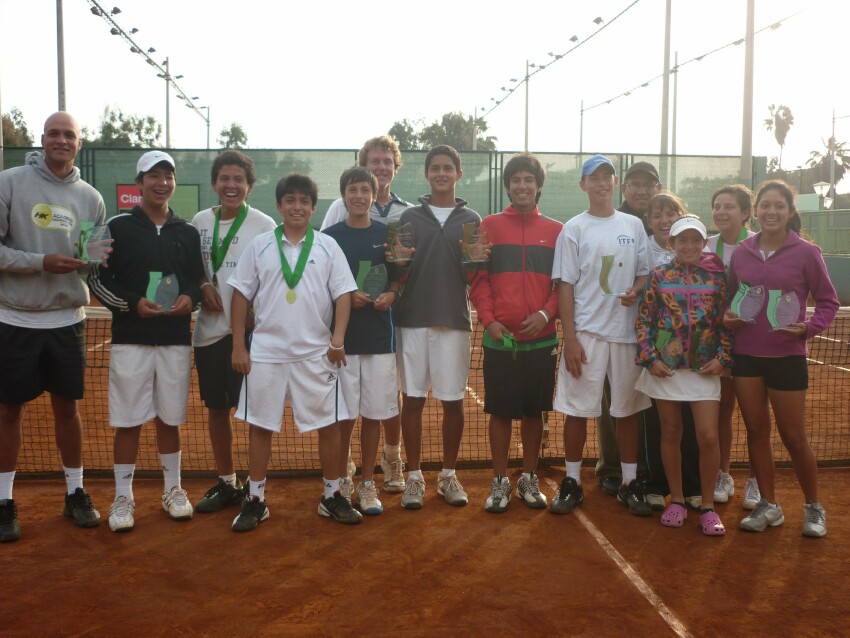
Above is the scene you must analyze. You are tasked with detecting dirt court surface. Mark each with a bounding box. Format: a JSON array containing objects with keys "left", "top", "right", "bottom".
[{"left": 2, "top": 468, "right": 849, "bottom": 637}]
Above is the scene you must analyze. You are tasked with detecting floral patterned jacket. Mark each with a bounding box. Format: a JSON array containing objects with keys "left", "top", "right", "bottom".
[{"left": 635, "top": 252, "right": 732, "bottom": 370}]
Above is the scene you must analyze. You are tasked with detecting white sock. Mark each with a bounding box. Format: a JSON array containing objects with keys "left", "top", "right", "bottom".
[
  {"left": 566, "top": 461, "right": 582, "bottom": 483},
  {"left": 64, "top": 466, "right": 83, "bottom": 494},
  {"left": 160, "top": 451, "right": 182, "bottom": 493},
  {"left": 323, "top": 477, "right": 340, "bottom": 499},
  {"left": 408, "top": 469, "right": 424, "bottom": 481},
  {"left": 249, "top": 478, "right": 266, "bottom": 501},
  {"left": 220, "top": 473, "right": 237, "bottom": 487},
  {"left": 0, "top": 471, "right": 15, "bottom": 500},
  {"left": 439, "top": 468, "right": 455, "bottom": 479},
  {"left": 383, "top": 443, "right": 401, "bottom": 461},
  {"left": 621, "top": 462, "right": 637, "bottom": 485},
  {"left": 522, "top": 472, "right": 532, "bottom": 482},
  {"left": 114, "top": 464, "right": 135, "bottom": 501}
]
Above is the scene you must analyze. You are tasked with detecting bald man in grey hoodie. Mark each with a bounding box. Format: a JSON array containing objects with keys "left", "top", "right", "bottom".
[{"left": 0, "top": 112, "right": 107, "bottom": 542}]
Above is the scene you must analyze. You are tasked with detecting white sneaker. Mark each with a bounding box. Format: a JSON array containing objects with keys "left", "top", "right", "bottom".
[
  {"left": 109, "top": 496, "right": 135, "bottom": 532},
  {"left": 485, "top": 476, "right": 511, "bottom": 513},
  {"left": 802, "top": 503, "right": 826, "bottom": 538},
  {"left": 437, "top": 474, "right": 468, "bottom": 506},
  {"left": 355, "top": 480, "right": 383, "bottom": 515},
  {"left": 339, "top": 477, "right": 354, "bottom": 504},
  {"left": 516, "top": 472, "right": 547, "bottom": 509},
  {"left": 740, "top": 499, "right": 784, "bottom": 532},
  {"left": 401, "top": 476, "right": 426, "bottom": 509},
  {"left": 685, "top": 495, "right": 702, "bottom": 510},
  {"left": 380, "top": 454, "right": 406, "bottom": 493},
  {"left": 347, "top": 455, "right": 357, "bottom": 480},
  {"left": 162, "top": 486, "right": 193, "bottom": 521},
  {"left": 713, "top": 470, "right": 734, "bottom": 503},
  {"left": 743, "top": 477, "right": 761, "bottom": 510},
  {"left": 646, "top": 493, "right": 666, "bottom": 511}
]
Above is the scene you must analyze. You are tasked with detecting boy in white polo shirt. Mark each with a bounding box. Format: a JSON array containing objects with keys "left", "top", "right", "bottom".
[
  {"left": 191, "top": 151, "right": 276, "bottom": 513},
  {"left": 229, "top": 174, "right": 360, "bottom": 531},
  {"left": 550, "top": 154, "right": 652, "bottom": 517}
]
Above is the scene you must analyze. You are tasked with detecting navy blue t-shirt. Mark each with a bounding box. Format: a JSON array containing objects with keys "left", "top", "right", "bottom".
[{"left": 323, "top": 221, "right": 394, "bottom": 355}]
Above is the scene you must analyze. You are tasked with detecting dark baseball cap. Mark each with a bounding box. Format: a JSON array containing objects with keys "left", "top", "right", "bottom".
[{"left": 623, "top": 161, "right": 659, "bottom": 181}]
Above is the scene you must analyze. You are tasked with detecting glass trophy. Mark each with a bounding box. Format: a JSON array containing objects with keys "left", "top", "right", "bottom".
[
  {"left": 599, "top": 255, "right": 628, "bottom": 296},
  {"left": 461, "top": 223, "right": 489, "bottom": 263},
  {"left": 767, "top": 290, "right": 800, "bottom": 331},
  {"left": 362, "top": 264, "right": 388, "bottom": 300},
  {"left": 82, "top": 224, "right": 111, "bottom": 264},
  {"left": 729, "top": 282, "right": 764, "bottom": 324},
  {"left": 146, "top": 271, "right": 180, "bottom": 312},
  {"left": 386, "top": 222, "right": 414, "bottom": 263}
]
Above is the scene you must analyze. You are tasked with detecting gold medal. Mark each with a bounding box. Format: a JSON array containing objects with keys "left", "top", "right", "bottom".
[{"left": 286, "top": 289, "right": 296, "bottom": 304}]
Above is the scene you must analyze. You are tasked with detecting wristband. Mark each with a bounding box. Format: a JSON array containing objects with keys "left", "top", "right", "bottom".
[
  {"left": 537, "top": 309, "right": 550, "bottom": 322},
  {"left": 201, "top": 282, "right": 215, "bottom": 290},
  {"left": 328, "top": 343, "right": 345, "bottom": 352}
]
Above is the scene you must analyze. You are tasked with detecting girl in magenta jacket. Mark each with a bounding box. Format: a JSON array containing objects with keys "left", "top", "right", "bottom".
[{"left": 724, "top": 180, "right": 839, "bottom": 538}]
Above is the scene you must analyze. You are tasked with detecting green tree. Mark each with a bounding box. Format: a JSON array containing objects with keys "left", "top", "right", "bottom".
[
  {"left": 83, "top": 106, "right": 162, "bottom": 147},
  {"left": 806, "top": 136, "right": 850, "bottom": 189},
  {"left": 389, "top": 112, "right": 497, "bottom": 151},
  {"left": 218, "top": 122, "right": 247, "bottom": 149},
  {"left": 763, "top": 104, "right": 794, "bottom": 170},
  {"left": 2, "top": 107, "right": 34, "bottom": 146}
]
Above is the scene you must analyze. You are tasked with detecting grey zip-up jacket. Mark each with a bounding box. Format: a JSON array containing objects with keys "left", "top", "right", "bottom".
[{"left": 0, "top": 152, "right": 106, "bottom": 311}]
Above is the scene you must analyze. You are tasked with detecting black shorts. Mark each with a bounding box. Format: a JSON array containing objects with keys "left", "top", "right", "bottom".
[
  {"left": 483, "top": 343, "right": 557, "bottom": 419},
  {"left": 194, "top": 334, "right": 244, "bottom": 409},
  {"left": 0, "top": 320, "right": 86, "bottom": 403},
  {"left": 732, "top": 354, "right": 808, "bottom": 391}
]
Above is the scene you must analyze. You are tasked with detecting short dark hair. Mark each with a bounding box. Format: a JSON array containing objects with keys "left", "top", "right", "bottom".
[
  {"left": 503, "top": 153, "right": 546, "bottom": 203},
  {"left": 135, "top": 161, "right": 175, "bottom": 183},
  {"left": 275, "top": 173, "right": 318, "bottom": 206},
  {"left": 425, "top": 145, "right": 461, "bottom": 172},
  {"left": 359, "top": 136, "right": 402, "bottom": 170},
  {"left": 339, "top": 166, "right": 378, "bottom": 198},
  {"left": 755, "top": 179, "right": 801, "bottom": 234},
  {"left": 711, "top": 184, "right": 754, "bottom": 226},
  {"left": 211, "top": 150, "right": 256, "bottom": 187}
]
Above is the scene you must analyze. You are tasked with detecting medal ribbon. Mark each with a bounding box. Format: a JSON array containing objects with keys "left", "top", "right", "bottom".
[
  {"left": 211, "top": 202, "right": 249, "bottom": 275},
  {"left": 274, "top": 224, "right": 314, "bottom": 291}
]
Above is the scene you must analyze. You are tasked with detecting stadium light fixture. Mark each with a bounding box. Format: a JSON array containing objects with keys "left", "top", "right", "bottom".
[{"left": 813, "top": 181, "right": 830, "bottom": 198}]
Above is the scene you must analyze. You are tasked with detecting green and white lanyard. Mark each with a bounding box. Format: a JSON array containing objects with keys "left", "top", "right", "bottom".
[{"left": 274, "top": 224, "right": 314, "bottom": 304}]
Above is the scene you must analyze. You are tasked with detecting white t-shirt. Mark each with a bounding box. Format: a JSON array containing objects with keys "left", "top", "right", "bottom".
[
  {"left": 648, "top": 236, "right": 675, "bottom": 268},
  {"left": 228, "top": 229, "right": 357, "bottom": 363},
  {"left": 191, "top": 206, "right": 277, "bottom": 347},
  {"left": 705, "top": 230, "right": 756, "bottom": 268},
  {"left": 553, "top": 210, "right": 649, "bottom": 343},
  {"left": 430, "top": 206, "right": 454, "bottom": 227}
]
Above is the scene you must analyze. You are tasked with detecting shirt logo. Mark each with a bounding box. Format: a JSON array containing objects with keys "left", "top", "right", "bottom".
[
  {"left": 617, "top": 234, "right": 635, "bottom": 246},
  {"left": 31, "top": 203, "right": 76, "bottom": 231}
]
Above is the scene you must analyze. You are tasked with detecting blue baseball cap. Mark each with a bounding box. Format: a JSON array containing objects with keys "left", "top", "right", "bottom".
[{"left": 581, "top": 154, "right": 615, "bottom": 177}]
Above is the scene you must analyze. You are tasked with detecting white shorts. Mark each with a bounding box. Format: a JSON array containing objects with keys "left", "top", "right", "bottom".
[
  {"left": 235, "top": 355, "right": 352, "bottom": 433},
  {"left": 339, "top": 353, "right": 399, "bottom": 420},
  {"left": 397, "top": 327, "right": 471, "bottom": 401},
  {"left": 634, "top": 368, "right": 721, "bottom": 402},
  {"left": 554, "top": 332, "right": 650, "bottom": 418},
  {"left": 108, "top": 344, "right": 191, "bottom": 427}
]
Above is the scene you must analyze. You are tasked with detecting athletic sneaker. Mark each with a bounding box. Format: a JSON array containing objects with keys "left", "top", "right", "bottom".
[
  {"left": 485, "top": 476, "right": 511, "bottom": 513},
  {"left": 713, "top": 470, "right": 734, "bottom": 503},
  {"left": 318, "top": 491, "right": 363, "bottom": 524},
  {"left": 646, "top": 493, "right": 666, "bottom": 511},
  {"left": 380, "top": 454, "right": 406, "bottom": 493},
  {"left": 617, "top": 480, "right": 653, "bottom": 517},
  {"left": 108, "top": 496, "right": 135, "bottom": 533},
  {"left": 437, "top": 474, "right": 468, "bottom": 506},
  {"left": 401, "top": 476, "right": 426, "bottom": 510},
  {"left": 516, "top": 472, "right": 547, "bottom": 509},
  {"left": 63, "top": 487, "right": 101, "bottom": 528},
  {"left": 685, "top": 495, "right": 703, "bottom": 510},
  {"left": 232, "top": 496, "right": 269, "bottom": 532},
  {"left": 0, "top": 499, "right": 21, "bottom": 542},
  {"left": 802, "top": 503, "right": 827, "bottom": 538},
  {"left": 162, "top": 486, "right": 193, "bottom": 521},
  {"left": 340, "top": 477, "right": 355, "bottom": 504},
  {"left": 195, "top": 478, "right": 244, "bottom": 513},
  {"left": 743, "top": 477, "right": 761, "bottom": 510},
  {"left": 355, "top": 480, "right": 383, "bottom": 515},
  {"left": 347, "top": 455, "right": 357, "bottom": 480},
  {"left": 550, "top": 477, "right": 584, "bottom": 514},
  {"left": 739, "top": 499, "right": 784, "bottom": 532}
]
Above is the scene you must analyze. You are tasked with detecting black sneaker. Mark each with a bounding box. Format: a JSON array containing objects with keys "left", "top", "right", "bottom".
[
  {"left": 598, "top": 476, "right": 621, "bottom": 496},
  {"left": 0, "top": 499, "right": 21, "bottom": 542},
  {"left": 617, "top": 479, "right": 653, "bottom": 517},
  {"left": 196, "top": 478, "right": 244, "bottom": 513},
  {"left": 63, "top": 488, "right": 101, "bottom": 528},
  {"left": 549, "top": 477, "right": 584, "bottom": 515},
  {"left": 318, "top": 491, "right": 363, "bottom": 525},
  {"left": 231, "top": 496, "right": 269, "bottom": 532}
]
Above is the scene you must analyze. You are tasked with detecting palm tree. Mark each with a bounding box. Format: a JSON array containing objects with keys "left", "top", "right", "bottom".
[
  {"left": 764, "top": 104, "right": 794, "bottom": 169},
  {"left": 807, "top": 136, "right": 850, "bottom": 189}
]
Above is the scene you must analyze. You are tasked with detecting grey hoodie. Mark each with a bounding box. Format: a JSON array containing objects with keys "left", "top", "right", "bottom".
[{"left": 0, "top": 152, "right": 106, "bottom": 311}]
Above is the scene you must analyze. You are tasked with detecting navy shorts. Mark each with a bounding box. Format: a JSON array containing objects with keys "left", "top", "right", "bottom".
[
  {"left": 194, "top": 334, "right": 245, "bottom": 409},
  {"left": 483, "top": 343, "right": 557, "bottom": 419},
  {"left": 0, "top": 320, "right": 86, "bottom": 403},
  {"left": 732, "top": 354, "right": 808, "bottom": 391}
]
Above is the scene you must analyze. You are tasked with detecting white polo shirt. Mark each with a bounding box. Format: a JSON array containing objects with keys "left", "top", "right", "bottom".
[{"left": 228, "top": 228, "right": 357, "bottom": 363}]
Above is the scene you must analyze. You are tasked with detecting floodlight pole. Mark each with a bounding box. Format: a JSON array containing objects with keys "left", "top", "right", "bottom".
[
  {"left": 524, "top": 60, "right": 529, "bottom": 152},
  {"left": 740, "top": 0, "right": 755, "bottom": 182},
  {"left": 164, "top": 57, "right": 171, "bottom": 148},
  {"left": 57, "top": 0, "right": 66, "bottom": 111},
  {"left": 660, "top": 0, "right": 671, "bottom": 155}
]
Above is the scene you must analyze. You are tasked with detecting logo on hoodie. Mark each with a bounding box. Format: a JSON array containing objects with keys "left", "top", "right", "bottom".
[{"left": 31, "top": 203, "right": 76, "bottom": 231}]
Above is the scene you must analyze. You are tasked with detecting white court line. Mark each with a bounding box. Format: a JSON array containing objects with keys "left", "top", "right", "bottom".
[
  {"left": 814, "top": 335, "right": 845, "bottom": 344},
  {"left": 545, "top": 478, "right": 691, "bottom": 638},
  {"left": 87, "top": 338, "right": 111, "bottom": 352},
  {"left": 806, "top": 357, "right": 850, "bottom": 373},
  {"left": 465, "top": 385, "right": 485, "bottom": 408}
]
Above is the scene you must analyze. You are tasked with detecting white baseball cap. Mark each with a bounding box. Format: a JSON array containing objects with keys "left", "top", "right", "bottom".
[
  {"left": 670, "top": 216, "right": 707, "bottom": 239},
  {"left": 136, "top": 150, "right": 176, "bottom": 174}
]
